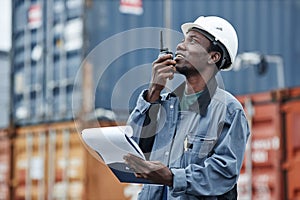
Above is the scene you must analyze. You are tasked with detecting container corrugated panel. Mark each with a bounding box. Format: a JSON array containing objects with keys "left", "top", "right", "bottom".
[
  {"left": 86, "top": 0, "right": 168, "bottom": 121},
  {"left": 86, "top": 0, "right": 300, "bottom": 122},
  {"left": 47, "top": 122, "right": 85, "bottom": 200},
  {"left": 44, "top": 0, "right": 84, "bottom": 122},
  {"left": 12, "top": 0, "right": 84, "bottom": 125},
  {"left": 12, "top": 0, "right": 46, "bottom": 125},
  {"left": 171, "top": 0, "right": 300, "bottom": 95},
  {"left": 13, "top": 125, "right": 47, "bottom": 200},
  {"left": 0, "top": 129, "right": 11, "bottom": 200},
  {"left": 237, "top": 92, "right": 284, "bottom": 200},
  {"left": 12, "top": 122, "right": 86, "bottom": 200},
  {"left": 0, "top": 52, "right": 10, "bottom": 128},
  {"left": 281, "top": 93, "right": 300, "bottom": 200}
]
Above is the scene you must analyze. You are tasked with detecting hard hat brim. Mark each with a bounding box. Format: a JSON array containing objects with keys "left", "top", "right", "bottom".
[{"left": 181, "top": 22, "right": 206, "bottom": 36}]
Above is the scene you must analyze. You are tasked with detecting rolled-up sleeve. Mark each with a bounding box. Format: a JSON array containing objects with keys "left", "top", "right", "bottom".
[
  {"left": 169, "top": 108, "right": 250, "bottom": 197},
  {"left": 169, "top": 168, "right": 187, "bottom": 197}
]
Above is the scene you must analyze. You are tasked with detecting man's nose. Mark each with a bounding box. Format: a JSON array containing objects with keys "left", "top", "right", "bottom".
[{"left": 176, "top": 41, "right": 186, "bottom": 51}]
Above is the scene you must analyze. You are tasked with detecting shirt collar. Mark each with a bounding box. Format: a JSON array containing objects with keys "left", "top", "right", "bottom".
[{"left": 171, "top": 76, "right": 218, "bottom": 116}]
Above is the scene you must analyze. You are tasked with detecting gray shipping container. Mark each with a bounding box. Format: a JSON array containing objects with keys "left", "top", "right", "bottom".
[
  {"left": 86, "top": 0, "right": 300, "bottom": 121},
  {"left": 0, "top": 51, "right": 10, "bottom": 128},
  {"left": 12, "top": 0, "right": 84, "bottom": 125}
]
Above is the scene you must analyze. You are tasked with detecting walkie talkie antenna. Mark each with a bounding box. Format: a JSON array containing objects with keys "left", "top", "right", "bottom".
[
  {"left": 160, "top": 30, "right": 169, "bottom": 52},
  {"left": 158, "top": 30, "right": 173, "bottom": 57},
  {"left": 160, "top": 30, "right": 164, "bottom": 52}
]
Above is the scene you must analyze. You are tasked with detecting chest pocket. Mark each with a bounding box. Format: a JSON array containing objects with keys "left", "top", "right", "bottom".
[
  {"left": 176, "top": 111, "right": 219, "bottom": 166},
  {"left": 183, "top": 134, "right": 217, "bottom": 165},
  {"left": 192, "top": 135, "right": 217, "bottom": 158},
  {"left": 182, "top": 111, "right": 224, "bottom": 165}
]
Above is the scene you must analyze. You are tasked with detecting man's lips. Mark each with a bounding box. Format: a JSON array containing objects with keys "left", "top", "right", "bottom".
[{"left": 174, "top": 53, "right": 184, "bottom": 60}]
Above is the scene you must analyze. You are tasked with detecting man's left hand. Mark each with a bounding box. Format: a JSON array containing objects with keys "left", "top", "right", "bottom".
[{"left": 123, "top": 154, "right": 173, "bottom": 186}]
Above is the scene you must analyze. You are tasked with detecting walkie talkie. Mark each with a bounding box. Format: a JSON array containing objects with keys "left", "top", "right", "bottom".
[{"left": 158, "top": 30, "right": 173, "bottom": 58}]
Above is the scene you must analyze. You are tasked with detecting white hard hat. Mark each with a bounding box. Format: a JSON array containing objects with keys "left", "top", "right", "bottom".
[{"left": 181, "top": 16, "right": 238, "bottom": 70}]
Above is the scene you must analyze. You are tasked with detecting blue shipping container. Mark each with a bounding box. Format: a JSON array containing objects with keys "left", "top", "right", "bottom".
[
  {"left": 170, "top": 0, "right": 300, "bottom": 94},
  {"left": 85, "top": 0, "right": 300, "bottom": 120}
]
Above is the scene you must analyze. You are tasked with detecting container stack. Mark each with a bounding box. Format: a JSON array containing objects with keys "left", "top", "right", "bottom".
[
  {"left": 11, "top": 0, "right": 88, "bottom": 199},
  {"left": 5, "top": 0, "right": 300, "bottom": 199},
  {"left": 12, "top": 0, "right": 83, "bottom": 125},
  {"left": 237, "top": 88, "right": 300, "bottom": 200}
]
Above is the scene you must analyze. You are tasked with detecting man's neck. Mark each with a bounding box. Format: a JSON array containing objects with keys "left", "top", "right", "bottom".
[
  {"left": 185, "top": 77, "right": 205, "bottom": 95},
  {"left": 185, "top": 72, "right": 213, "bottom": 95}
]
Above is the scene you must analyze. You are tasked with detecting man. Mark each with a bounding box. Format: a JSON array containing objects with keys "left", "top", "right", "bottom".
[{"left": 124, "top": 16, "right": 250, "bottom": 199}]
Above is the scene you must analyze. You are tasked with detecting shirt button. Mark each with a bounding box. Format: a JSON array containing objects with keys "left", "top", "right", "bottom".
[
  {"left": 165, "top": 151, "right": 169, "bottom": 156},
  {"left": 170, "top": 105, "right": 174, "bottom": 109}
]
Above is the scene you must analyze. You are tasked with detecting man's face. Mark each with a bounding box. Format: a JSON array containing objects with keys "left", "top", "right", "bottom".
[{"left": 174, "top": 30, "right": 212, "bottom": 76}]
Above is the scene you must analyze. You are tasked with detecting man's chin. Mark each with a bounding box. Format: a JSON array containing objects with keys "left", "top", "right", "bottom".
[
  {"left": 175, "top": 66, "right": 188, "bottom": 75},
  {"left": 175, "top": 66, "right": 197, "bottom": 77},
  {"left": 175, "top": 66, "right": 199, "bottom": 77}
]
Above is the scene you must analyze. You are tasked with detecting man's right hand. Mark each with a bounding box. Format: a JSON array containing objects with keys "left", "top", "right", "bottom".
[{"left": 146, "top": 54, "right": 176, "bottom": 103}]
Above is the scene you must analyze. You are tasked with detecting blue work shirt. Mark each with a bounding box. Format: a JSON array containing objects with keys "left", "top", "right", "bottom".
[{"left": 128, "top": 77, "right": 250, "bottom": 199}]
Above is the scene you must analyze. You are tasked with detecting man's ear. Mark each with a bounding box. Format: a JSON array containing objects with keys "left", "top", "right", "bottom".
[{"left": 208, "top": 51, "right": 221, "bottom": 65}]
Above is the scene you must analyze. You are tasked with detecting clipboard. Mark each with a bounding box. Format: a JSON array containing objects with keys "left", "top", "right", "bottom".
[{"left": 81, "top": 126, "right": 153, "bottom": 184}]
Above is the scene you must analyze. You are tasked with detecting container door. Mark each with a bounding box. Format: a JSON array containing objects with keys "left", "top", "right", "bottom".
[
  {"left": 282, "top": 100, "right": 300, "bottom": 200},
  {"left": 238, "top": 95, "right": 283, "bottom": 200}
]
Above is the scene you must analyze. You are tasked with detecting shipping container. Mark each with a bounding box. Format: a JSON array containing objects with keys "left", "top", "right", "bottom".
[
  {"left": 0, "top": 129, "right": 11, "bottom": 200},
  {"left": 237, "top": 87, "right": 300, "bottom": 200},
  {"left": 84, "top": 0, "right": 300, "bottom": 118},
  {"left": 0, "top": 51, "right": 10, "bottom": 128},
  {"left": 281, "top": 89, "right": 300, "bottom": 200},
  {"left": 170, "top": 0, "right": 300, "bottom": 94},
  {"left": 237, "top": 92, "right": 283, "bottom": 200},
  {"left": 11, "top": 121, "right": 139, "bottom": 200},
  {"left": 11, "top": 122, "right": 85, "bottom": 200},
  {"left": 11, "top": 0, "right": 84, "bottom": 125}
]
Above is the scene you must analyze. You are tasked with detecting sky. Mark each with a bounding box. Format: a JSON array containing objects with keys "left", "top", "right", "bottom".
[{"left": 0, "top": 0, "right": 12, "bottom": 52}]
